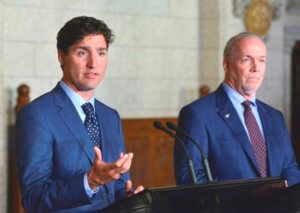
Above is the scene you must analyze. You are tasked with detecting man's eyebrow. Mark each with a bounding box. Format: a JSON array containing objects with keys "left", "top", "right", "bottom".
[
  {"left": 97, "top": 47, "right": 107, "bottom": 51},
  {"left": 243, "top": 55, "right": 266, "bottom": 58},
  {"left": 75, "top": 46, "right": 107, "bottom": 51},
  {"left": 75, "top": 46, "right": 89, "bottom": 51}
]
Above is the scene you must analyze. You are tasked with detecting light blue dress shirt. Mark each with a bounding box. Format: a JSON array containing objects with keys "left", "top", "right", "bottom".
[
  {"left": 222, "top": 82, "right": 265, "bottom": 141},
  {"left": 59, "top": 80, "right": 99, "bottom": 198}
]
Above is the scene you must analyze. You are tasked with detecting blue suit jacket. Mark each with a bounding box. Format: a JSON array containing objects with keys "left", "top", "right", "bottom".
[
  {"left": 16, "top": 84, "right": 129, "bottom": 212},
  {"left": 174, "top": 85, "right": 300, "bottom": 186}
]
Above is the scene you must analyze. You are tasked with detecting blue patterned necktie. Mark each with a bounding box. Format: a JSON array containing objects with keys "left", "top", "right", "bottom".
[
  {"left": 242, "top": 100, "right": 267, "bottom": 177},
  {"left": 81, "top": 102, "right": 101, "bottom": 148}
]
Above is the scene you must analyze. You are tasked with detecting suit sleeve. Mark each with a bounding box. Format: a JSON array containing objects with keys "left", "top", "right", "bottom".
[
  {"left": 277, "top": 112, "right": 300, "bottom": 186},
  {"left": 16, "top": 105, "right": 92, "bottom": 211},
  {"left": 113, "top": 112, "right": 130, "bottom": 201},
  {"left": 174, "top": 105, "right": 209, "bottom": 185}
]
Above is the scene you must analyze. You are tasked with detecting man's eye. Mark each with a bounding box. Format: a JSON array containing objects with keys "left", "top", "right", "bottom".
[
  {"left": 77, "top": 51, "right": 86, "bottom": 56},
  {"left": 99, "top": 51, "right": 106, "bottom": 56},
  {"left": 241, "top": 58, "right": 249, "bottom": 62},
  {"left": 259, "top": 59, "right": 266, "bottom": 63}
]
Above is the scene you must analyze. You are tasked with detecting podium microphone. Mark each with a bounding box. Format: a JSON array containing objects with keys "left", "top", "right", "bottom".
[
  {"left": 153, "top": 121, "right": 198, "bottom": 184},
  {"left": 166, "top": 121, "right": 213, "bottom": 183}
]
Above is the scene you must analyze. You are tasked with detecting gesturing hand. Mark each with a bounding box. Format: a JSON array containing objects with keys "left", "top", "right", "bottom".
[{"left": 87, "top": 146, "right": 133, "bottom": 190}]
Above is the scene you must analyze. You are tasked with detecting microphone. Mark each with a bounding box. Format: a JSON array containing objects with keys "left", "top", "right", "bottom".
[
  {"left": 166, "top": 121, "right": 213, "bottom": 183},
  {"left": 153, "top": 121, "right": 198, "bottom": 184}
]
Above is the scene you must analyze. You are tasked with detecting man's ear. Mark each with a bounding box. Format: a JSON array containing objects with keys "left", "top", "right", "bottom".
[
  {"left": 57, "top": 49, "right": 65, "bottom": 69},
  {"left": 223, "top": 59, "right": 230, "bottom": 74}
]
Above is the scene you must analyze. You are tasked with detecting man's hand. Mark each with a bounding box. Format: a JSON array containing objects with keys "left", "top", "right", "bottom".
[
  {"left": 125, "top": 180, "right": 144, "bottom": 197},
  {"left": 87, "top": 146, "right": 133, "bottom": 190}
]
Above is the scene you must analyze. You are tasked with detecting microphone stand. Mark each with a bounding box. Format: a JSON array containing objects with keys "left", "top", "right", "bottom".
[
  {"left": 166, "top": 121, "right": 213, "bottom": 183},
  {"left": 153, "top": 121, "right": 198, "bottom": 184}
]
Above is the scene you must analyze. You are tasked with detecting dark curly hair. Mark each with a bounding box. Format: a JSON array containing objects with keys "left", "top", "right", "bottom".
[{"left": 56, "top": 16, "right": 115, "bottom": 53}]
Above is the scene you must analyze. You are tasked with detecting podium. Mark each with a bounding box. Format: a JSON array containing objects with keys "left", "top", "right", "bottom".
[{"left": 101, "top": 177, "right": 294, "bottom": 213}]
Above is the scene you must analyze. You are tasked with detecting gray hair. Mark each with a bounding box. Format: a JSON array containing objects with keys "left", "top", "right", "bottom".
[{"left": 223, "top": 32, "right": 265, "bottom": 61}]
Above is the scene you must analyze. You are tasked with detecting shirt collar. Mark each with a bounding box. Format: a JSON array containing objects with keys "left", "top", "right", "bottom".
[
  {"left": 222, "top": 82, "right": 256, "bottom": 107},
  {"left": 59, "top": 80, "right": 95, "bottom": 108}
]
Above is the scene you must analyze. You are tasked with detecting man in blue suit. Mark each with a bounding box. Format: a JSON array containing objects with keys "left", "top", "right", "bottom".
[
  {"left": 174, "top": 32, "right": 300, "bottom": 186},
  {"left": 16, "top": 16, "right": 143, "bottom": 212}
]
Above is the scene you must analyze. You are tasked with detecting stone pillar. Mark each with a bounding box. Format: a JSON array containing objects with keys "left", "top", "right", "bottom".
[{"left": 0, "top": 1, "right": 8, "bottom": 211}]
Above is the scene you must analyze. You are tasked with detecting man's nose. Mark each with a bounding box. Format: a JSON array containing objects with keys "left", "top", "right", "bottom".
[
  {"left": 251, "top": 60, "right": 258, "bottom": 72},
  {"left": 87, "top": 54, "right": 97, "bottom": 68}
]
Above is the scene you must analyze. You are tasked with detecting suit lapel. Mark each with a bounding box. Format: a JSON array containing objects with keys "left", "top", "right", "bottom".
[
  {"left": 215, "top": 86, "right": 261, "bottom": 175},
  {"left": 52, "top": 84, "right": 95, "bottom": 164},
  {"left": 94, "top": 101, "right": 108, "bottom": 162}
]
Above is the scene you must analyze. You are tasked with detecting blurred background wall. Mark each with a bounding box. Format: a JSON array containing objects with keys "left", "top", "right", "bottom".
[{"left": 0, "top": 0, "right": 300, "bottom": 211}]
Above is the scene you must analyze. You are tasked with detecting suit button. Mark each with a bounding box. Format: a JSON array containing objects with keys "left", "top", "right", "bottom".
[{"left": 102, "top": 193, "right": 107, "bottom": 199}]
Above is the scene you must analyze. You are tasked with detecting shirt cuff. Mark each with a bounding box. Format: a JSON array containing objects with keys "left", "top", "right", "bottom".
[{"left": 83, "top": 173, "right": 99, "bottom": 198}]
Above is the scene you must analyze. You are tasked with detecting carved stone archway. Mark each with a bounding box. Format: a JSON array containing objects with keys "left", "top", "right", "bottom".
[{"left": 283, "top": 26, "right": 300, "bottom": 128}]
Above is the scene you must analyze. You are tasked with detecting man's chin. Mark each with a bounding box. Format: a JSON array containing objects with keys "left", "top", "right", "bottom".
[
  {"left": 76, "top": 84, "right": 97, "bottom": 92},
  {"left": 242, "top": 87, "right": 258, "bottom": 97}
]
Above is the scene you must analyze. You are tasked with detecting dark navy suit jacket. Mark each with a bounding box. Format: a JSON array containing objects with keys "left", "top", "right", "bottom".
[
  {"left": 174, "top": 85, "right": 300, "bottom": 186},
  {"left": 16, "top": 84, "right": 129, "bottom": 212}
]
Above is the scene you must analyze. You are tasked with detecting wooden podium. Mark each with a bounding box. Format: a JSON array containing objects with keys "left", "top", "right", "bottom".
[{"left": 101, "top": 177, "right": 296, "bottom": 213}]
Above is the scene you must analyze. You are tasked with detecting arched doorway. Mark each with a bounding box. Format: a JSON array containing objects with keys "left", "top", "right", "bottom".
[{"left": 291, "top": 41, "right": 300, "bottom": 162}]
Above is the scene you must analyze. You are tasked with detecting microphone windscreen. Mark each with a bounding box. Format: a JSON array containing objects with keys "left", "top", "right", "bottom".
[
  {"left": 153, "top": 121, "right": 163, "bottom": 130},
  {"left": 166, "top": 121, "right": 177, "bottom": 131}
]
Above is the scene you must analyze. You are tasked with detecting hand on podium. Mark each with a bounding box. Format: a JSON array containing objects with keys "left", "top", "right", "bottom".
[{"left": 125, "top": 180, "right": 144, "bottom": 197}]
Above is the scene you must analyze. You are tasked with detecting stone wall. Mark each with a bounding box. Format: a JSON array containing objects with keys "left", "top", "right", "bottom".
[{"left": 0, "top": 0, "right": 300, "bottom": 211}]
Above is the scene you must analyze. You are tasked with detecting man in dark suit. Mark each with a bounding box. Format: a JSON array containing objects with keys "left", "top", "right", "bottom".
[
  {"left": 174, "top": 32, "right": 300, "bottom": 186},
  {"left": 16, "top": 16, "right": 143, "bottom": 212}
]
